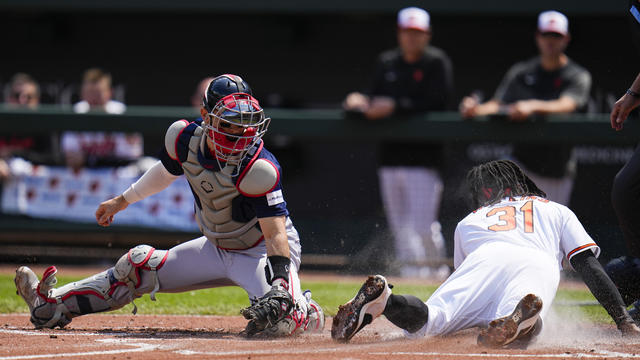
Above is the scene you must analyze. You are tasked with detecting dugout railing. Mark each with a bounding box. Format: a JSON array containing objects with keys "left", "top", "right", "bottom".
[
  {"left": 0, "top": 105, "right": 638, "bottom": 270},
  {"left": 1, "top": 105, "right": 638, "bottom": 143}
]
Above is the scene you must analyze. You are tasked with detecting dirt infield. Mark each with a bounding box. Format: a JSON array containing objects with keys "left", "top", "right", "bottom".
[
  {"left": 2, "top": 314, "right": 640, "bottom": 360},
  {"left": 3, "top": 266, "right": 640, "bottom": 359}
]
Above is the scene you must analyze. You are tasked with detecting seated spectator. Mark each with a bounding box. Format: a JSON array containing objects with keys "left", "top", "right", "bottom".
[
  {"left": 63, "top": 68, "right": 145, "bottom": 170},
  {"left": 0, "top": 73, "right": 57, "bottom": 213},
  {"left": 4, "top": 73, "right": 40, "bottom": 109},
  {"left": 1, "top": 73, "right": 57, "bottom": 167},
  {"left": 73, "top": 68, "right": 126, "bottom": 114}
]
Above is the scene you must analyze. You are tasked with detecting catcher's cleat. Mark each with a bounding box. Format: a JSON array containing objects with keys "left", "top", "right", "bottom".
[
  {"left": 477, "top": 294, "right": 543, "bottom": 348},
  {"left": 14, "top": 266, "right": 44, "bottom": 315},
  {"left": 305, "top": 297, "right": 326, "bottom": 333},
  {"left": 331, "top": 275, "right": 392, "bottom": 342},
  {"left": 15, "top": 266, "right": 70, "bottom": 329}
]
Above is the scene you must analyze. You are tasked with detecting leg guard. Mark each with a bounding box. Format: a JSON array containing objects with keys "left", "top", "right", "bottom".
[{"left": 30, "top": 245, "right": 168, "bottom": 328}]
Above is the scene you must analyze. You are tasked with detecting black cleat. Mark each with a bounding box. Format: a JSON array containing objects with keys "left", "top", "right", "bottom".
[
  {"left": 331, "top": 275, "right": 392, "bottom": 342},
  {"left": 477, "top": 294, "right": 543, "bottom": 348}
]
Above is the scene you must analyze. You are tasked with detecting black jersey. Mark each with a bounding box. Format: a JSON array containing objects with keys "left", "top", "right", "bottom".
[
  {"left": 369, "top": 46, "right": 454, "bottom": 168},
  {"left": 493, "top": 57, "right": 592, "bottom": 177},
  {"left": 494, "top": 57, "right": 591, "bottom": 109}
]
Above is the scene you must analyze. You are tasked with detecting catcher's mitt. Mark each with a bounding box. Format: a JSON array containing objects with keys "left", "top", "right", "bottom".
[{"left": 241, "top": 285, "right": 294, "bottom": 337}]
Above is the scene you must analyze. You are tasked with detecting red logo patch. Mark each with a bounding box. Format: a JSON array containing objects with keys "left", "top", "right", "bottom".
[
  {"left": 413, "top": 69, "right": 424, "bottom": 82},
  {"left": 553, "top": 77, "right": 563, "bottom": 89}
]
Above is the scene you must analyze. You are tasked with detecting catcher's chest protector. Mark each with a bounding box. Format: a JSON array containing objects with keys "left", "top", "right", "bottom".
[{"left": 182, "top": 127, "right": 263, "bottom": 250}]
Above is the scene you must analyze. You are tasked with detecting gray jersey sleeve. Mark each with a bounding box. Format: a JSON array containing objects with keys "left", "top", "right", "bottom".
[
  {"left": 492, "top": 62, "right": 525, "bottom": 103},
  {"left": 560, "top": 69, "right": 592, "bottom": 108}
]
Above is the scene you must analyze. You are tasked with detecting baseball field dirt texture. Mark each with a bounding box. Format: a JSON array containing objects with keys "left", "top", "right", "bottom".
[{"left": 1, "top": 266, "right": 640, "bottom": 360}]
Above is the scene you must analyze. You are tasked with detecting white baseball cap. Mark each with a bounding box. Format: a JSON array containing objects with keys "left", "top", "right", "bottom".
[
  {"left": 397, "top": 7, "right": 430, "bottom": 32},
  {"left": 537, "top": 10, "right": 569, "bottom": 36}
]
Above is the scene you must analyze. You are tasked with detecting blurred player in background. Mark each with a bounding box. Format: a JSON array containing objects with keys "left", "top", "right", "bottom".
[
  {"left": 343, "top": 6, "right": 454, "bottom": 278},
  {"left": 604, "top": 0, "right": 640, "bottom": 324},
  {"left": 332, "top": 160, "right": 640, "bottom": 348},
  {"left": 14, "top": 74, "right": 324, "bottom": 337},
  {"left": 460, "top": 10, "right": 591, "bottom": 206}
]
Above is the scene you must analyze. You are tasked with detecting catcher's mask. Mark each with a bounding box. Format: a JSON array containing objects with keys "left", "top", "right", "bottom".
[{"left": 202, "top": 93, "right": 270, "bottom": 166}]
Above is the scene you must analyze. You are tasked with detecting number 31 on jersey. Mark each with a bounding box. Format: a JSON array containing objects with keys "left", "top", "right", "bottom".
[{"left": 487, "top": 200, "right": 536, "bottom": 233}]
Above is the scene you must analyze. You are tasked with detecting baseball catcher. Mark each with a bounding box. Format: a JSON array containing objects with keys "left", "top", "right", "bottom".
[{"left": 14, "top": 74, "right": 324, "bottom": 337}]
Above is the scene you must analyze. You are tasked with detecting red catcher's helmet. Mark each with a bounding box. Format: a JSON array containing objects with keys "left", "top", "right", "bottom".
[{"left": 202, "top": 93, "right": 270, "bottom": 166}]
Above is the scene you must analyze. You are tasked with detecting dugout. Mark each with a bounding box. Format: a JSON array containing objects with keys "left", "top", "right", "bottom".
[{"left": 0, "top": 0, "right": 638, "bottom": 272}]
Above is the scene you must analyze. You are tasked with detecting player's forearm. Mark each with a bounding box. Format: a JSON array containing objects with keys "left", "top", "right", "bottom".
[
  {"left": 264, "top": 231, "right": 290, "bottom": 258},
  {"left": 259, "top": 216, "right": 290, "bottom": 258},
  {"left": 364, "top": 96, "right": 395, "bottom": 120},
  {"left": 526, "top": 97, "right": 576, "bottom": 114},
  {"left": 570, "top": 251, "right": 634, "bottom": 327},
  {"left": 473, "top": 100, "right": 501, "bottom": 116},
  {"left": 122, "top": 160, "right": 179, "bottom": 204},
  {"left": 260, "top": 216, "right": 291, "bottom": 284}
]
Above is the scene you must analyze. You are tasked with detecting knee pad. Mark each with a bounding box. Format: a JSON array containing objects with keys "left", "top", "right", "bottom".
[
  {"left": 605, "top": 256, "right": 640, "bottom": 305},
  {"left": 113, "top": 244, "right": 169, "bottom": 301}
]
